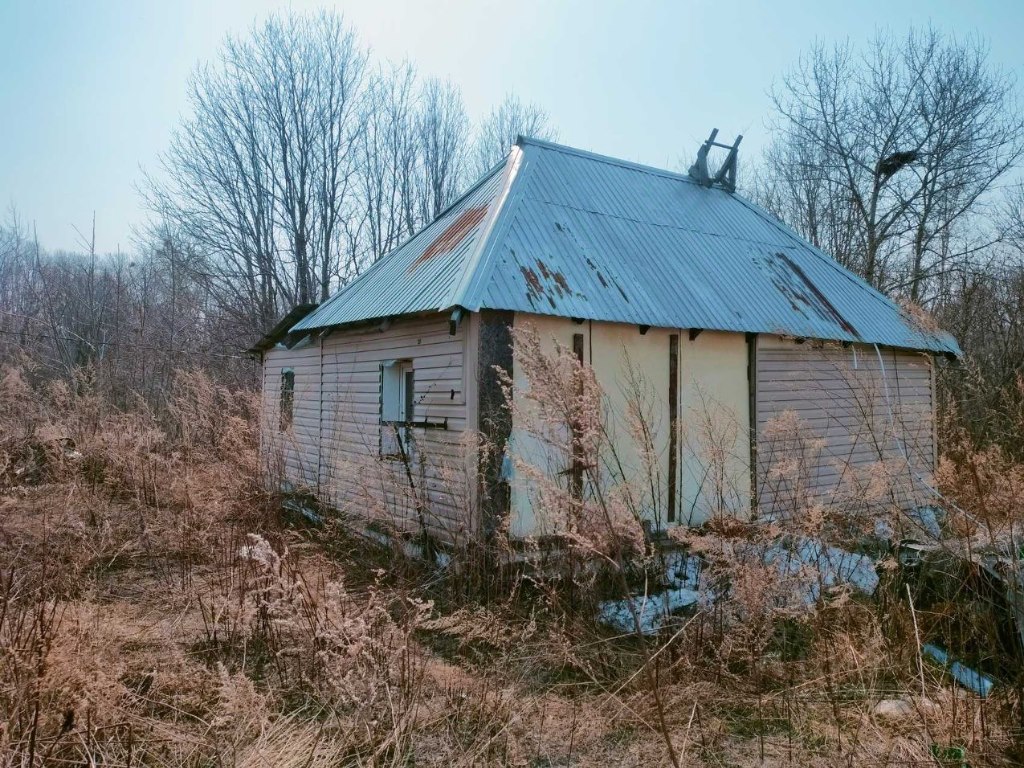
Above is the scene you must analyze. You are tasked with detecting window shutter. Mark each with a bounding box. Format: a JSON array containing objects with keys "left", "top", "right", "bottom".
[
  {"left": 404, "top": 369, "right": 415, "bottom": 423},
  {"left": 380, "top": 362, "right": 400, "bottom": 456}
]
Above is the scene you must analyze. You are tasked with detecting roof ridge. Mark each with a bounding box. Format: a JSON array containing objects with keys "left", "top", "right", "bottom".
[
  {"left": 516, "top": 135, "right": 702, "bottom": 186},
  {"left": 445, "top": 144, "right": 527, "bottom": 310},
  {"left": 510, "top": 194, "right": 814, "bottom": 251},
  {"left": 429, "top": 156, "right": 508, "bottom": 221}
]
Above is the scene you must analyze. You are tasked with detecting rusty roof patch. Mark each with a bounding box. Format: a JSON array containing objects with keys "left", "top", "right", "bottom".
[
  {"left": 552, "top": 270, "right": 571, "bottom": 297},
  {"left": 584, "top": 256, "right": 609, "bottom": 288},
  {"left": 613, "top": 280, "right": 630, "bottom": 303},
  {"left": 521, "top": 264, "right": 542, "bottom": 296},
  {"left": 535, "top": 258, "right": 572, "bottom": 299},
  {"left": 520, "top": 265, "right": 548, "bottom": 308},
  {"left": 520, "top": 266, "right": 544, "bottom": 309},
  {"left": 520, "top": 260, "right": 570, "bottom": 310},
  {"left": 407, "top": 204, "right": 488, "bottom": 273},
  {"left": 763, "top": 252, "right": 859, "bottom": 338}
]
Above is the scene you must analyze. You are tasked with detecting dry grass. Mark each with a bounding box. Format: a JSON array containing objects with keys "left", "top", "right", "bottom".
[{"left": 0, "top": 361, "right": 1021, "bottom": 766}]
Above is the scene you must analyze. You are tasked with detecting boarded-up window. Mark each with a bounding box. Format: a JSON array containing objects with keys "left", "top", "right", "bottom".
[
  {"left": 380, "top": 360, "right": 414, "bottom": 456},
  {"left": 279, "top": 368, "right": 294, "bottom": 431}
]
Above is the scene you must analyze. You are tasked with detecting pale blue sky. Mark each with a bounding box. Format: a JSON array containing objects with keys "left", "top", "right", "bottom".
[{"left": 1, "top": 0, "right": 1021, "bottom": 253}]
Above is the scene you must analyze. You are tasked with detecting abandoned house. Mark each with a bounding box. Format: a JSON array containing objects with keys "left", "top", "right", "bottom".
[{"left": 252, "top": 136, "right": 960, "bottom": 548}]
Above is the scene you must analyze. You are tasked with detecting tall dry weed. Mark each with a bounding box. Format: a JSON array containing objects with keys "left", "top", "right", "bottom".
[{"left": 2, "top": 344, "right": 1022, "bottom": 766}]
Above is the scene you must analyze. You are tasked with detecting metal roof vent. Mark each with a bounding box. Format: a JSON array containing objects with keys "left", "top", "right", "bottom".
[{"left": 687, "top": 128, "right": 743, "bottom": 192}]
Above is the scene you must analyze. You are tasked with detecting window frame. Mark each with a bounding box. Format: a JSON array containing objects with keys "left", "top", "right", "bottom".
[
  {"left": 279, "top": 368, "right": 295, "bottom": 432},
  {"left": 380, "top": 360, "right": 414, "bottom": 458}
]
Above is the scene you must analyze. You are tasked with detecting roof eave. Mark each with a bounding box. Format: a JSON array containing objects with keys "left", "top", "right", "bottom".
[{"left": 247, "top": 303, "right": 319, "bottom": 354}]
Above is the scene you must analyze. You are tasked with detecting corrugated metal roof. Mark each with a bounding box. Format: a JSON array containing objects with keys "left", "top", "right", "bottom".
[
  {"left": 292, "top": 161, "right": 510, "bottom": 332},
  {"left": 293, "top": 137, "right": 960, "bottom": 355}
]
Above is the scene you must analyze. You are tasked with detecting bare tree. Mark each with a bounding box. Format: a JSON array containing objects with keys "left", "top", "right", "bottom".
[
  {"left": 143, "top": 55, "right": 281, "bottom": 329},
  {"left": 417, "top": 78, "right": 469, "bottom": 220},
  {"left": 760, "top": 28, "right": 1024, "bottom": 300},
  {"left": 353, "top": 69, "right": 473, "bottom": 266},
  {"left": 246, "top": 14, "right": 367, "bottom": 303},
  {"left": 471, "top": 93, "right": 556, "bottom": 177},
  {"left": 751, "top": 134, "right": 863, "bottom": 272},
  {"left": 143, "top": 11, "right": 367, "bottom": 327},
  {"left": 141, "top": 10, "right": 562, "bottom": 323},
  {"left": 1004, "top": 184, "right": 1024, "bottom": 251},
  {"left": 0, "top": 215, "right": 256, "bottom": 400},
  {"left": 4, "top": 10, "right": 564, "bottom": 403},
  {"left": 357, "top": 62, "right": 421, "bottom": 265}
]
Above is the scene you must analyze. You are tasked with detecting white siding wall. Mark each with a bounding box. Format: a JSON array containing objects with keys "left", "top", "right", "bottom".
[
  {"left": 260, "top": 318, "right": 939, "bottom": 542},
  {"left": 507, "top": 313, "right": 580, "bottom": 538},
  {"left": 755, "top": 335, "right": 935, "bottom": 516},
  {"left": 508, "top": 315, "right": 751, "bottom": 536},
  {"left": 319, "top": 315, "right": 475, "bottom": 543},
  {"left": 261, "top": 341, "right": 322, "bottom": 492},
  {"left": 678, "top": 331, "right": 752, "bottom": 525}
]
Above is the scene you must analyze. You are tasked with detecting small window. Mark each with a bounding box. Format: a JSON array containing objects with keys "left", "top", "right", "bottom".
[
  {"left": 381, "top": 360, "right": 414, "bottom": 456},
  {"left": 279, "top": 368, "right": 294, "bottom": 431}
]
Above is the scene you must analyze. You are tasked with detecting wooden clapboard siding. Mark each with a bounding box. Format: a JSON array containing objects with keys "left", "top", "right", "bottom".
[
  {"left": 261, "top": 342, "right": 322, "bottom": 492},
  {"left": 755, "top": 336, "right": 935, "bottom": 516},
  {"left": 318, "top": 315, "right": 474, "bottom": 542}
]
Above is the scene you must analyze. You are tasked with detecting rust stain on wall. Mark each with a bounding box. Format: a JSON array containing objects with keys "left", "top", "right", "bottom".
[{"left": 407, "top": 205, "right": 488, "bottom": 273}]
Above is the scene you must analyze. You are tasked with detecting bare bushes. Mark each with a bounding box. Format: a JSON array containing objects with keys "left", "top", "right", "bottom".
[
  {"left": 1, "top": 363, "right": 267, "bottom": 554},
  {"left": 1, "top": 363, "right": 260, "bottom": 500},
  {"left": 0, "top": 362, "right": 279, "bottom": 765},
  {"left": 937, "top": 377, "right": 1024, "bottom": 538},
  {"left": 196, "top": 533, "right": 437, "bottom": 758},
  {"left": 0, "top": 352, "right": 478, "bottom": 764},
  {"left": 1, "top": 359, "right": 548, "bottom": 765},
  {"left": 3, "top": 336, "right": 1023, "bottom": 764},
  {"left": 490, "top": 326, "right": 1021, "bottom": 763},
  {"left": 498, "top": 327, "right": 651, "bottom": 575}
]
